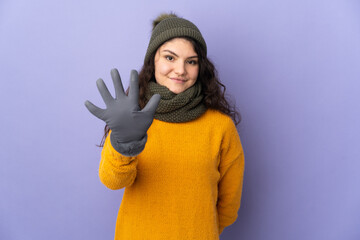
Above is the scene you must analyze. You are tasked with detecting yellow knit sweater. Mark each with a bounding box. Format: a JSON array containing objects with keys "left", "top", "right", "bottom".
[{"left": 99, "top": 109, "right": 245, "bottom": 240}]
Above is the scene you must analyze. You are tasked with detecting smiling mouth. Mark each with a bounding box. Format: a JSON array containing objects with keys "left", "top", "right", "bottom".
[{"left": 170, "top": 78, "right": 186, "bottom": 82}]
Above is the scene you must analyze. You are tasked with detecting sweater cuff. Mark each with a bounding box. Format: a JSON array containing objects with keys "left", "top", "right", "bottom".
[{"left": 110, "top": 133, "right": 147, "bottom": 157}]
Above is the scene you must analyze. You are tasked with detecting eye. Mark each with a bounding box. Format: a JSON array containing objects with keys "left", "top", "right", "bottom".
[
  {"left": 187, "top": 60, "right": 198, "bottom": 65},
  {"left": 165, "top": 55, "right": 174, "bottom": 61}
]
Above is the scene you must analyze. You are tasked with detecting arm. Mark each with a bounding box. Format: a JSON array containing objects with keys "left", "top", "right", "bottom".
[
  {"left": 217, "top": 119, "right": 245, "bottom": 234},
  {"left": 84, "top": 69, "right": 160, "bottom": 189},
  {"left": 98, "top": 130, "right": 139, "bottom": 190}
]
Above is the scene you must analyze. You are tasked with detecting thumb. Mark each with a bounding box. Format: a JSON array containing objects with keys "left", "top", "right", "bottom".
[{"left": 84, "top": 100, "right": 106, "bottom": 121}]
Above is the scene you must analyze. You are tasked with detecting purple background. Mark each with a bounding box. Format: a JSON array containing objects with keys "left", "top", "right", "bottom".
[{"left": 1, "top": 0, "right": 359, "bottom": 239}]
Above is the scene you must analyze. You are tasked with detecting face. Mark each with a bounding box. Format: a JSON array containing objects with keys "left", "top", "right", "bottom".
[{"left": 154, "top": 38, "right": 199, "bottom": 94}]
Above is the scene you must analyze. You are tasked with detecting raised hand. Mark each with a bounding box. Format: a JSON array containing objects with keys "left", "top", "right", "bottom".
[{"left": 85, "top": 68, "right": 160, "bottom": 154}]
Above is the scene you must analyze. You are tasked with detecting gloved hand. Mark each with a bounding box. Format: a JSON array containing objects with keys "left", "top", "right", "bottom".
[{"left": 85, "top": 68, "right": 160, "bottom": 156}]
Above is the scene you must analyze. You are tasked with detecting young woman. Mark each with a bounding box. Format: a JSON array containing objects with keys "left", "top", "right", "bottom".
[{"left": 85, "top": 13, "right": 245, "bottom": 240}]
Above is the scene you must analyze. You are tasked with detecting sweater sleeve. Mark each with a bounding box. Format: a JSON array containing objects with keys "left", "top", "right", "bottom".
[
  {"left": 217, "top": 119, "right": 245, "bottom": 234},
  {"left": 98, "top": 130, "right": 138, "bottom": 190}
]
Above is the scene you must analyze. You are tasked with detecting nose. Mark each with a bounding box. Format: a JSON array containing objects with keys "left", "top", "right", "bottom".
[{"left": 174, "top": 61, "right": 186, "bottom": 76}]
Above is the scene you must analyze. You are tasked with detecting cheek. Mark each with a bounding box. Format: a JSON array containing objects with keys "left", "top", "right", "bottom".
[
  {"left": 190, "top": 66, "right": 199, "bottom": 80},
  {"left": 155, "top": 61, "right": 172, "bottom": 76}
]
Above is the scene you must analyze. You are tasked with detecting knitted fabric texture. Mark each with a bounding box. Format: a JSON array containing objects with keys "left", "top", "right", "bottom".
[
  {"left": 100, "top": 109, "right": 245, "bottom": 239},
  {"left": 144, "top": 15, "right": 207, "bottom": 63},
  {"left": 144, "top": 80, "right": 206, "bottom": 122}
]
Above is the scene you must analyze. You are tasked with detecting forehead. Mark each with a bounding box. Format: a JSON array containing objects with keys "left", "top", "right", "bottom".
[{"left": 158, "top": 38, "right": 197, "bottom": 55}]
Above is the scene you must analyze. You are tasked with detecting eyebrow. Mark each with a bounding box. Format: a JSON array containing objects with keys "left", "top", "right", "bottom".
[{"left": 162, "top": 49, "right": 198, "bottom": 58}]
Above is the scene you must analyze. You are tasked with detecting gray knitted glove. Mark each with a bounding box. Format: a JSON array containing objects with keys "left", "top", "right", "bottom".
[{"left": 85, "top": 69, "right": 160, "bottom": 156}]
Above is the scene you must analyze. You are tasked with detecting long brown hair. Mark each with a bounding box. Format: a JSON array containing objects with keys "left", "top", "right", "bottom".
[{"left": 98, "top": 37, "right": 241, "bottom": 147}]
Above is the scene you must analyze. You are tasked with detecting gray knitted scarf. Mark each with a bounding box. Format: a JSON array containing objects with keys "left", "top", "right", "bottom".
[{"left": 145, "top": 80, "right": 207, "bottom": 123}]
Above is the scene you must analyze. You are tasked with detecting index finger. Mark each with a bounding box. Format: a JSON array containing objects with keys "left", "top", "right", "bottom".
[{"left": 128, "top": 70, "right": 139, "bottom": 106}]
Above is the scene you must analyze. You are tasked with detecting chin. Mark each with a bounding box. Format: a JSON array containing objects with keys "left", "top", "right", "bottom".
[
  {"left": 167, "top": 85, "right": 183, "bottom": 94},
  {"left": 170, "top": 89, "right": 182, "bottom": 94}
]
